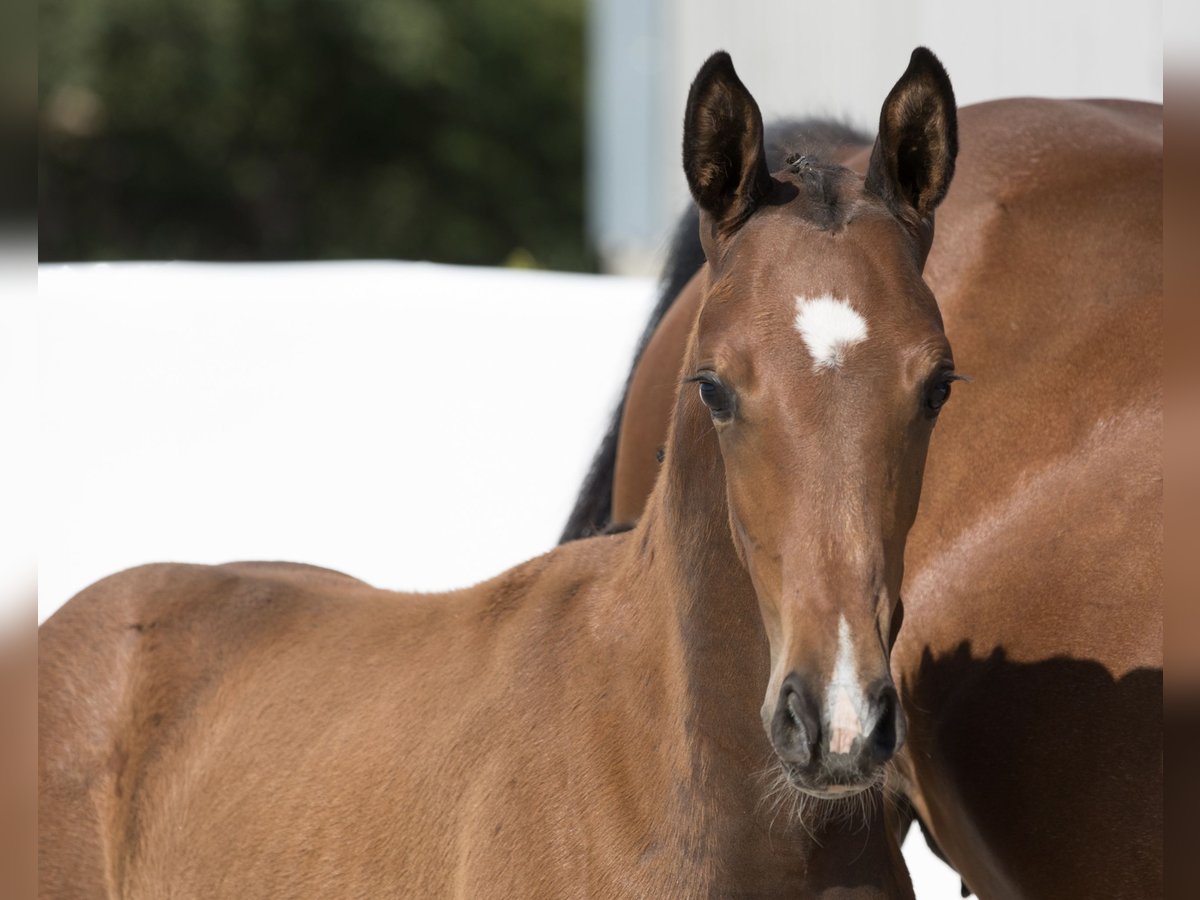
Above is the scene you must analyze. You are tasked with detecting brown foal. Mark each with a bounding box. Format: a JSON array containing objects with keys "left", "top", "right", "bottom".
[
  {"left": 39, "top": 51, "right": 960, "bottom": 898},
  {"left": 583, "top": 78, "right": 1162, "bottom": 900}
]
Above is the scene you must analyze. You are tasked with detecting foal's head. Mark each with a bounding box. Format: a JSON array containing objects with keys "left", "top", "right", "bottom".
[{"left": 680, "top": 50, "right": 958, "bottom": 797}]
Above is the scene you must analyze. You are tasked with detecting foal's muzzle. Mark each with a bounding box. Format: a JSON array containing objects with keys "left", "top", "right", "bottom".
[{"left": 769, "top": 671, "right": 904, "bottom": 793}]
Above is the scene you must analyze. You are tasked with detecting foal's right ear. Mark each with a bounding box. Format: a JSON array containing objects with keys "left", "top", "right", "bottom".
[
  {"left": 865, "top": 47, "right": 958, "bottom": 224},
  {"left": 683, "top": 52, "right": 774, "bottom": 240}
]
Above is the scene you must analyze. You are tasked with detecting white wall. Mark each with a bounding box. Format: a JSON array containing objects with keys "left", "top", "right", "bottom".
[{"left": 589, "top": 0, "right": 1163, "bottom": 272}]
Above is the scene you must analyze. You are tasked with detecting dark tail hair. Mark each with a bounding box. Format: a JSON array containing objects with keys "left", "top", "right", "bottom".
[{"left": 559, "top": 119, "right": 869, "bottom": 543}]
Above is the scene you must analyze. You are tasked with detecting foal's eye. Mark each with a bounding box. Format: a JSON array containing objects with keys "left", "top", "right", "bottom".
[
  {"left": 925, "top": 378, "right": 953, "bottom": 415},
  {"left": 696, "top": 378, "right": 733, "bottom": 421}
]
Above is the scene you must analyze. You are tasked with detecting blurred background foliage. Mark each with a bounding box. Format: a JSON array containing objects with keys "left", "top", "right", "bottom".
[
  {"left": 0, "top": 0, "right": 36, "bottom": 221},
  {"left": 39, "top": 0, "right": 594, "bottom": 269}
]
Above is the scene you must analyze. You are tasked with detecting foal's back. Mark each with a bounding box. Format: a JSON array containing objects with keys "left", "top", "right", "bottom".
[{"left": 38, "top": 554, "right": 628, "bottom": 897}]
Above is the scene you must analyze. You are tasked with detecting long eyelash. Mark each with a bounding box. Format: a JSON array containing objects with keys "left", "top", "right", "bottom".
[{"left": 947, "top": 373, "right": 974, "bottom": 383}]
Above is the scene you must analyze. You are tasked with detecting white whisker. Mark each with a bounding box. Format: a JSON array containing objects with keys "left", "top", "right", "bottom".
[{"left": 755, "top": 756, "right": 895, "bottom": 839}]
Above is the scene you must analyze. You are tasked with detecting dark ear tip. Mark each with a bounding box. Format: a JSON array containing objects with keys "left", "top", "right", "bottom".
[
  {"left": 694, "top": 50, "right": 737, "bottom": 85},
  {"left": 908, "top": 46, "right": 938, "bottom": 67},
  {"left": 905, "top": 46, "right": 954, "bottom": 92}
]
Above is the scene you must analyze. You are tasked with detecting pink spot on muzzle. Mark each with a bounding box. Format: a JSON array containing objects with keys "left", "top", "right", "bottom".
[{"left": 829, "top": 686, "right": 861, "bottom": 754}]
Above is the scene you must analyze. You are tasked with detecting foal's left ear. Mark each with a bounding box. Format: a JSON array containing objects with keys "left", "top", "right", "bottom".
[
  {"left": 866, "top": 48, "right": 958, "bottom": 224},
  {"left": 683, "top": 52, "right": 774, "bottom": 240}
]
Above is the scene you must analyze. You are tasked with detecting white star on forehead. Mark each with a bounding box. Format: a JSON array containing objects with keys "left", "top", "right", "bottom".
[{"left": 793, "top": 295, "right": 868, "bottom": 370}]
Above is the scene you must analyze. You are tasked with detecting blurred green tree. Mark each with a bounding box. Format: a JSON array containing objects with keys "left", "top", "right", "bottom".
[{"left": 39, "top": 0, "right": 593, "bottom": 270}]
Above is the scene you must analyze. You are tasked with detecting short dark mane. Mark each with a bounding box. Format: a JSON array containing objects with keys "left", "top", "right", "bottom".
[
  {"left": 560, "top": 118, "right": 870, "bottom": 543},
  {"left": 782, "top": 159, "right": 860, "bottom": 231}
]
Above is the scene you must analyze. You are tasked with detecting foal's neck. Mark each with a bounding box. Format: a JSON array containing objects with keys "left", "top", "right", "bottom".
[{"left": 626, "top": 376, "right": 768, "bottom": 762}]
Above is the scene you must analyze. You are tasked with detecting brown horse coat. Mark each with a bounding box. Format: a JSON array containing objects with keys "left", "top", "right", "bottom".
[
  {"left": 602, "top": 97, "right": 1163, "bottom": 898},
  {"left": 38, "top": 553, "right": 909, "bottom": 898}
]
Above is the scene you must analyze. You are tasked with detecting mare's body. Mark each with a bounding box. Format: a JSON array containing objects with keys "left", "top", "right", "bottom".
[{"left": 572, "top": 97, "right": 1163, "bottom": 898}]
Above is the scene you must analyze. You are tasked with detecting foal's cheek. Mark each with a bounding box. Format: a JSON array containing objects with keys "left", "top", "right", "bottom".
[{"left": 727, "top": 517, "right": 786, "bottom": 653}]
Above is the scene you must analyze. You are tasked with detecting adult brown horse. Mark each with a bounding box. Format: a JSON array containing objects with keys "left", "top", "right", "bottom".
[
  {"left": 563, "top": 66, "right": 1163, "bottom": 900},
  {"left": 39, "top": 51, "right": 962, "bottom": 898}
]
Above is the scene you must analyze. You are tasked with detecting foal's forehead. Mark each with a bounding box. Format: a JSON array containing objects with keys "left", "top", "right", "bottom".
[
  {"left": 726, "top": 201, "right": 932, "bottom": 321},
  {"left": 703, "top": 193, "right": 946, "bottom": 370}
]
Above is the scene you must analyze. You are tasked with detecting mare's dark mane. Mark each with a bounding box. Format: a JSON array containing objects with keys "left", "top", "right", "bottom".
[{"left": 560, "top": 118, "right": 870, "bottom": 543}]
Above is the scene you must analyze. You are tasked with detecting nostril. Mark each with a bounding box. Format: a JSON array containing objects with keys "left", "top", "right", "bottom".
[
  {"left": 773, "top": 675, "right": 820, "bottom": 766},
  {"left": 866, "top": 684, "right": 902, "bottom": 762}
]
